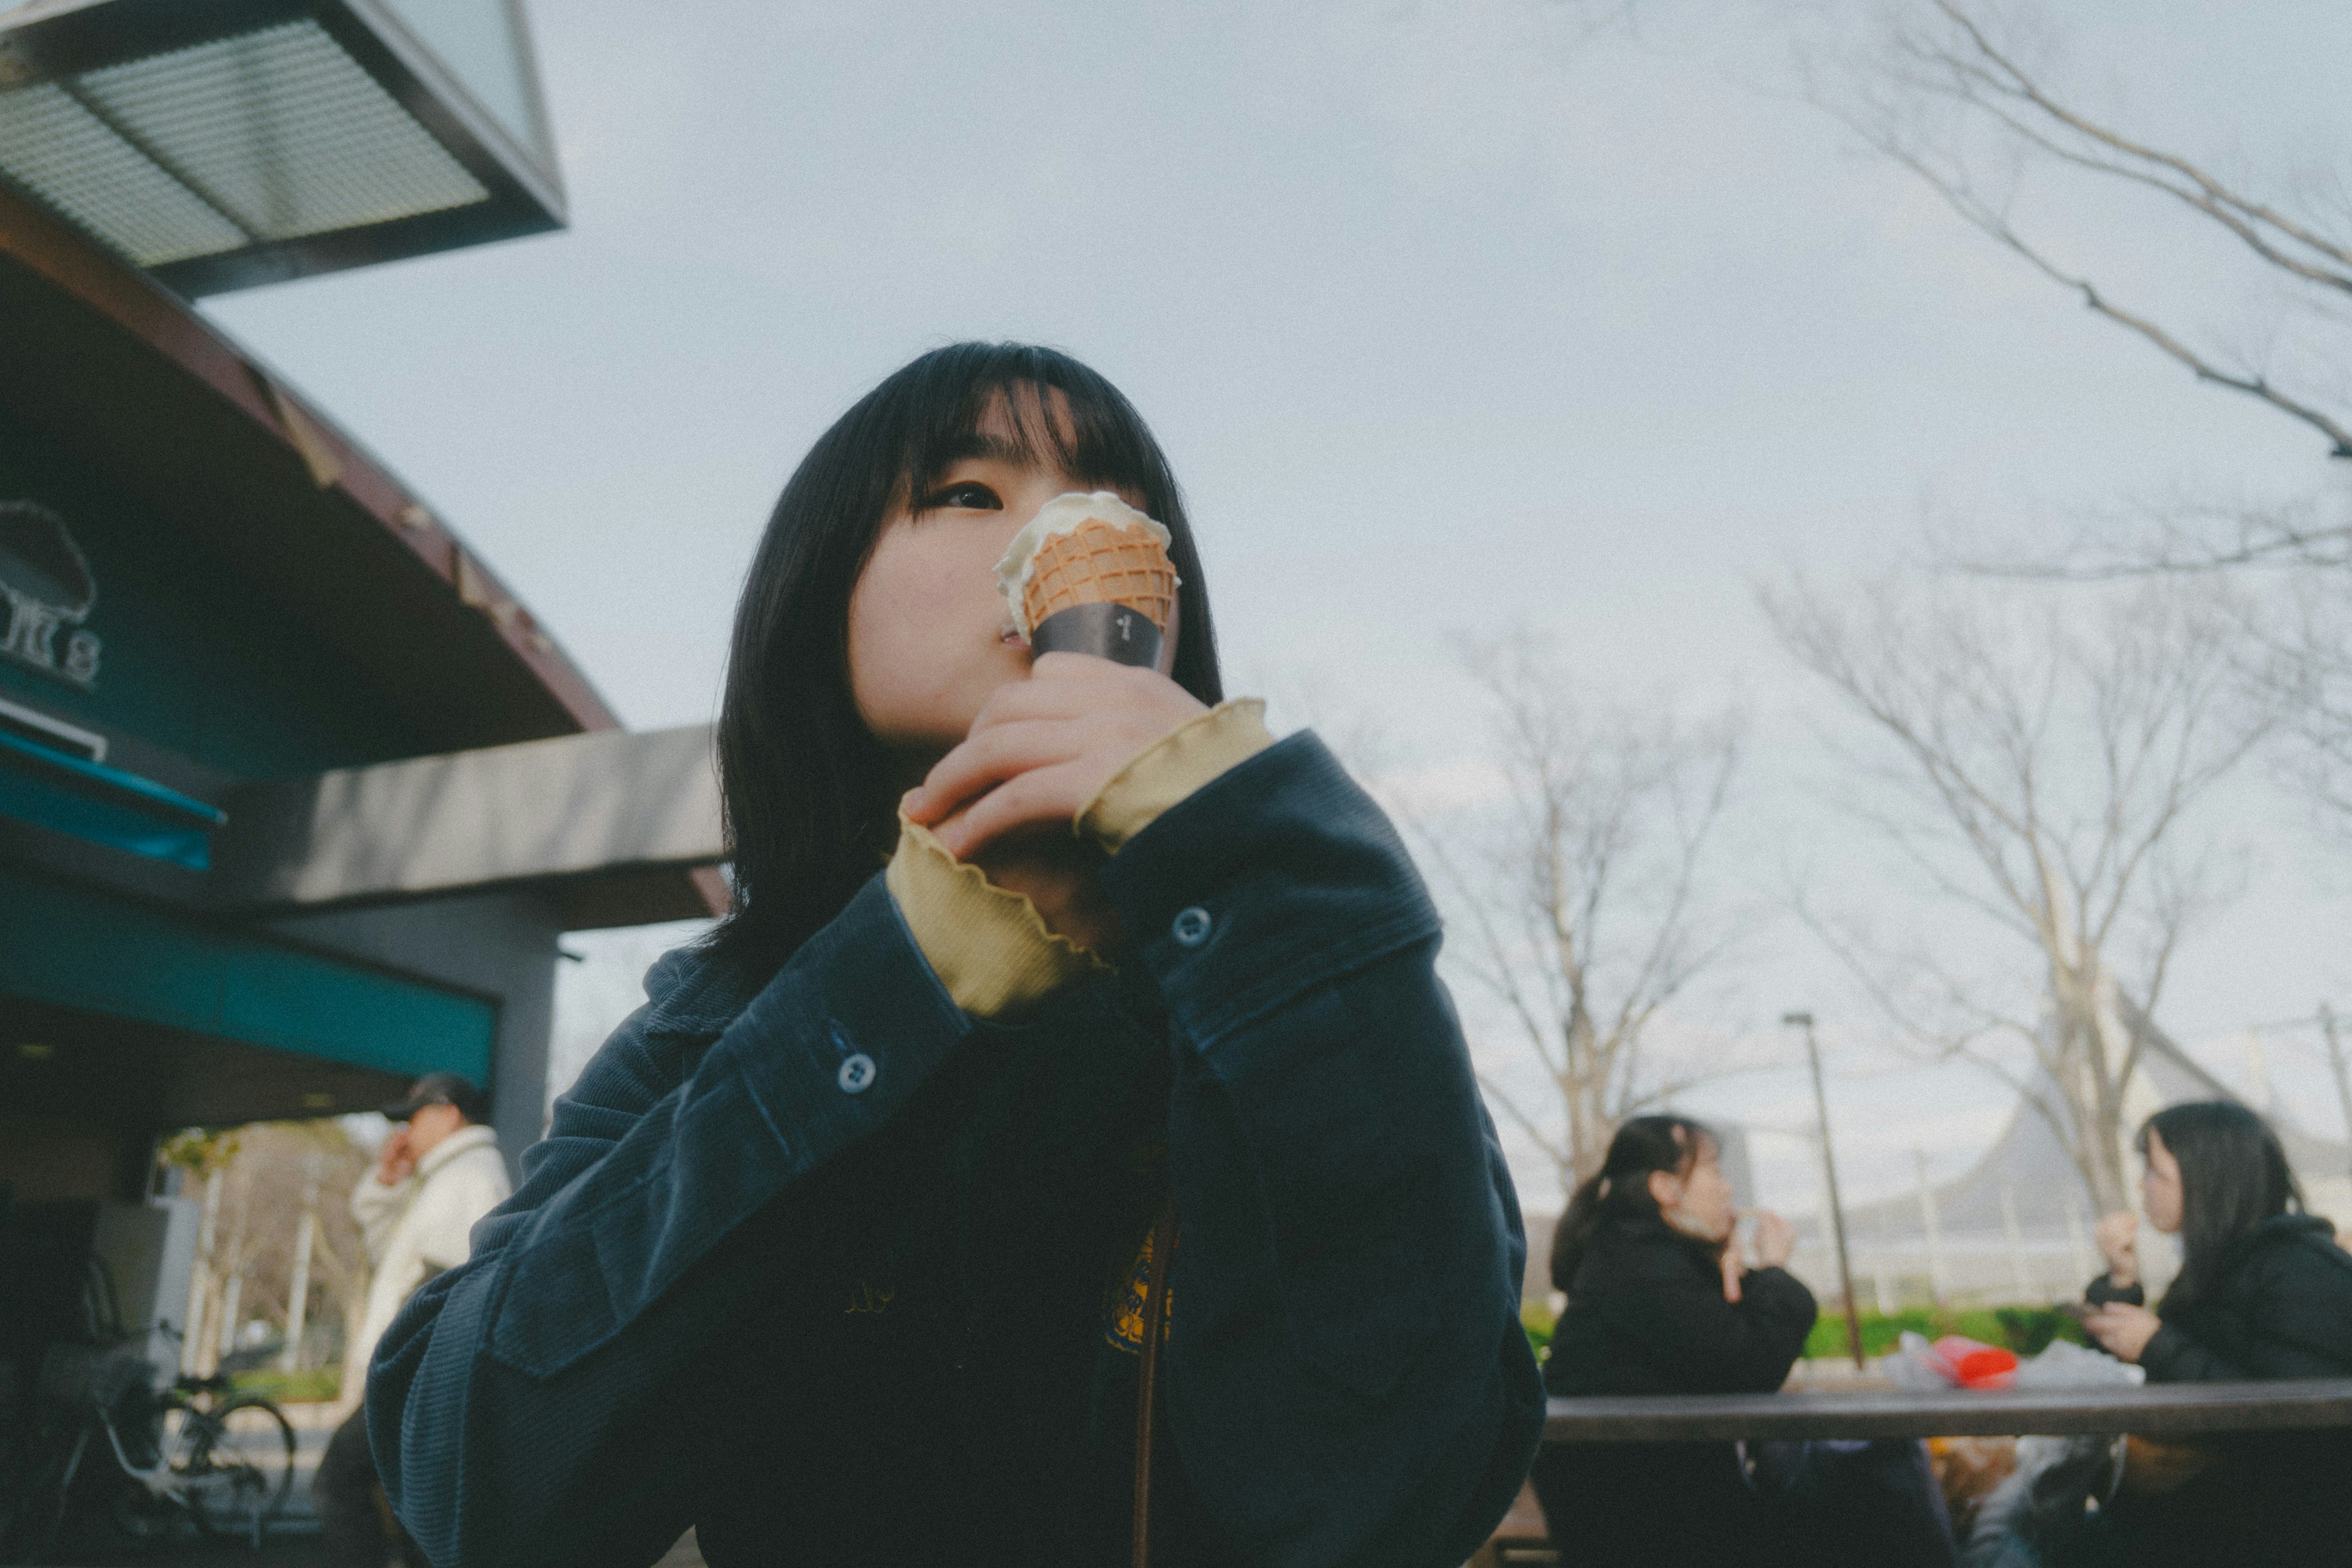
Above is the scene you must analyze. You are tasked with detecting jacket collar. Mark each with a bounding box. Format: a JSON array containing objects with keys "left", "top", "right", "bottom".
[
  {"left": 417, "top": 1123, "right": 499, "bottom": 1180},
  {"left": 639, "top": 943, "right": 761, "bottom": 1038}
]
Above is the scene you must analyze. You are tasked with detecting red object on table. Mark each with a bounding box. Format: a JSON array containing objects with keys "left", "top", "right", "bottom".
[{"left": 1929, "top": 1336, "right": 2019, "bottom": 1390}]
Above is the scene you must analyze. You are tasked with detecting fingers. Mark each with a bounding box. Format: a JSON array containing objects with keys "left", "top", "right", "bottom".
[
  {"left": 932, "top": 763, "right": 1096, "bottom": 858},
  {"left": 971, "top": 654, "right": 1155, "bottom": 725},
  {"left": 1720, "top": 1250, "right": 1744, "bottom": 1304},
  {"left": 2080, "top": 1306, "right": 2127, "bottom": 1346},
  {"left": 907, "top": 720, "right": 1084, "bottom": 824}
]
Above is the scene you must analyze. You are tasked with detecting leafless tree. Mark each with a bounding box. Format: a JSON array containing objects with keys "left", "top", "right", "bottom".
[
  {"left": 1766, "top": 575, "right": 2270, "bottom": 1210},
  {"left": 1822, "top": 0, "right": 2352, "bottom": 820},
  {"left": 163, "top": 1120, "right": 372, "bottom": 1382},
  {"left": 1828, "top": 0, "right": 2352, "bottom": 475},
  {"left": 1394, "top": 636, "right": 1746, "bottom": 1191}
]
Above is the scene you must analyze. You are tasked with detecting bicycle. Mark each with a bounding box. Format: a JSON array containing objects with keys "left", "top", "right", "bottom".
[
  {"left": 0, "top": 1259, "right": 296, "bottom": 1561},
  {"left": 109, "top": 1370, "right": 300, "bottom": 1548}
]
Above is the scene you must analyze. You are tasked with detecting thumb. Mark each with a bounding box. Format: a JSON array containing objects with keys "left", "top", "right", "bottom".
[{"left": 1721, "top": 1251, "right": 1744, "bottom": 1304}]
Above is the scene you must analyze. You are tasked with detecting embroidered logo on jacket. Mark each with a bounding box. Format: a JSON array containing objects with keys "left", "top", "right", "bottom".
[{"left": 1105, "top": 1223, "right": 1173, "bottom": 1355}]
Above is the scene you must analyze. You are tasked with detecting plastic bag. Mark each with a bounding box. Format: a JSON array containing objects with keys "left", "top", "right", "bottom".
[
  {"left": 1884, "top": 1331, "right": 2022, "bottom": 1390},
  {"left": 2010, "top": 1337, "right": 2144, "bottom": 1390}
]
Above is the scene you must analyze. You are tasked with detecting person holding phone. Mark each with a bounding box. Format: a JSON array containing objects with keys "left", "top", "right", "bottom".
[
  {"left": 317, "top": 1075, "right": 508, "bottom": 1568},
  {"left": 2078, "top": 1101, "right": 2352, "bottom": 1567}
]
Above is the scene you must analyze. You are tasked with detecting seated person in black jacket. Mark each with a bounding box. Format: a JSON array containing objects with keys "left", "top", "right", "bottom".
[
  {"left": 1530, "top": 1116, "right": 1814, "bottom": 1567},
  {"left": 2078, "top": 1100, "right": 2352, "bottom": 1568}
]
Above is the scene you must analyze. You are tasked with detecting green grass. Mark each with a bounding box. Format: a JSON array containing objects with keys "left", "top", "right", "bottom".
[
  {"left": 1803, "top": 1305, "right": 2087, "bottom": 1362},
  {"left": 1524, "top": 1298, "right": 2084, "bottom": 1365},
  {"left": 228, "top": 1366, "right": 343, "bottom": 1404},
  {"left": 1523, "top": 1299, "right": 1556, "bottom": 1359}
]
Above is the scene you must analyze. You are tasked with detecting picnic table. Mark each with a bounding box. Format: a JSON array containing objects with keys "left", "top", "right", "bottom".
[{"left": 1542, "top": 1377, "right": 2352, "bottom": 1442}]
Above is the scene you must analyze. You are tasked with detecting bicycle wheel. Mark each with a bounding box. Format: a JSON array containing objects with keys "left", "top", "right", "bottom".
[{"left": 176, "top": 1398, "right": 296, "bottom": 1544}]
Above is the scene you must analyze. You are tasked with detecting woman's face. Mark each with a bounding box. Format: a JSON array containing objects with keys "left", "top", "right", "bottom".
[
  {"left": 845, "top": 390, "right": 1174, "bottom": 776},
  {"left": 1651, "top": 1139, "right": 1736, "bottom": 1243},
  {"left": 2141, "top": 1126, "right": 2185, "bottom": 1234}
]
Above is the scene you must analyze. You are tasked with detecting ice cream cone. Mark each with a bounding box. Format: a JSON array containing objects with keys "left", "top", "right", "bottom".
[
  {"left": 994, "top": 492, "right": 1181, "bottom": 666},
  {"left": 1020, "top": 516, "right": 1178, "bottom": 635}
]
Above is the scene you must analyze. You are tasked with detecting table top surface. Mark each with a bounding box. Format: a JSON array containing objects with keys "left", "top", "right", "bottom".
[{"left": 1543, "top": 1378, "right": 2352, "bottom": 1441}]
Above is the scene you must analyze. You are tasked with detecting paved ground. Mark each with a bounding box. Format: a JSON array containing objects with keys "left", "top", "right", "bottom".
[
  {"left": 59, "top": 1533, "right": 333, "bottom": 1568},
  {"left": 75, "top": 1529, "right": 706, "bottom": 1568},
  {"left": 17, "top": 1403, "right": 716, "bottom": 1568}
]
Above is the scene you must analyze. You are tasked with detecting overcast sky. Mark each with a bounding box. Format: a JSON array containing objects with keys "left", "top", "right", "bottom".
[{"left": 205, "top": 0, "right": 2352, "bottom": 1219}]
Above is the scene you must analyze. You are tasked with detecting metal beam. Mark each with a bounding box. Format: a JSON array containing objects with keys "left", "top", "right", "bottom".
[{"left": 211, "top": 723, "right": 724, "bottom": 927}]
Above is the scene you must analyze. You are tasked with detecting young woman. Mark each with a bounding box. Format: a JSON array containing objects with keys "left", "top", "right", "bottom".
[
  {"left": 1529, "top": 1117, "right": 1815, "bottom": 1567},
  {"left": 2078, "top": 1101, "right": 2352, "bottom": 1567},
  {"left": 363, "top": 344, "right": 1544, "bottom": 1567}
]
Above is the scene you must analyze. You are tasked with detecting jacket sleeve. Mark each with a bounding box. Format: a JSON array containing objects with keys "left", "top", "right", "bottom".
[
  {"left": 1102, "top": 733, "right": 1547, "bottom": 1568},
  {"left": 1593, "top": 1256, "right": 1817, "bottom": 1395},
  {"left": 2141, "top": 1245, "right": 2352, "bottom": 1383},
  {"left": 410, "top": 1153, "right": 516, "bottom": 1276},
  {"left": 350, "top": 1170, "right": 412, "bottom": 1264},
  {"left": 2084, "top": 1274, "right": 2145, "bottom": 1308},
  {"left": 367, "top": 879, "right": 971, "bottom": 1568}
]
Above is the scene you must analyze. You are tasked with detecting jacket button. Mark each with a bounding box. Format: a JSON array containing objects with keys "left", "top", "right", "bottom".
[
  {"left": 837, "top": 1053, "right": 877, "bottom": 1094},
  {"left": 1171, "top": 906, "right": 1212, "bottom": 947}
]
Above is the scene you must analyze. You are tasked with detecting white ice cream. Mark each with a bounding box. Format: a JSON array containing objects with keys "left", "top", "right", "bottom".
[{"left": 992, "top": 490, "right": 1175, "bottom": 639}]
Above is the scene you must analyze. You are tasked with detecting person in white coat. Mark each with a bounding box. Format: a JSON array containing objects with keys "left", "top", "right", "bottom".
[{"left": 316, "top": 1074, "right": 511, "bottom": 1568}]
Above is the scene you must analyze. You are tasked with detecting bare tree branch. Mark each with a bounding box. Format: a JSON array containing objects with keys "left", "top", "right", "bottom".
[
  {"left": 1768, "top": 573, "right": 2263, "bottom": 1208},
  {"left": 1824, "top": 0, "right": 2352, "bottom": 461},
  {"left": 1404, "top": 633, "right": 1758, "bottom": 1193}
]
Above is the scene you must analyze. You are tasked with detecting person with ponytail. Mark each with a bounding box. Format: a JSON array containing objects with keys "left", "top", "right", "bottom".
[
  {"left": 2075, "top": 1100, "right": 2352, "bottom": 1567},
  {"left": 362, "top": 344, "right": 1543, "bottom": 1567},
  {"left": 1528, "top": 1117, "right": 1814, "bottom": 1566}
]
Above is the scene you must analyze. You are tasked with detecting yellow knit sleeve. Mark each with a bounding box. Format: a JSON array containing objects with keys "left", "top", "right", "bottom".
[
  {"left": 884, "top": 814, "right": 1106, "bottom": 1019},
  {"left": 1076, "top": 698, "right": 1275, "bottom": 854}
]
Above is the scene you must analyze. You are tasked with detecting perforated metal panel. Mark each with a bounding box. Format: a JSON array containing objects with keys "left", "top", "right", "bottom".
[
  {"left": 83, "top": 21, "right": 488, "bottom": 238},
  {"left": 0, "top": 0, "right": 560, "bottom": 293},
  {"left": 0, "top": 78, "right": 246, "bottom": 263}
]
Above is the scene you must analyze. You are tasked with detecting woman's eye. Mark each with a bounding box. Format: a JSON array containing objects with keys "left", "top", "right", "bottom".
[{"left": 923, "top": 481, "right": 1001, "bottom": 511}]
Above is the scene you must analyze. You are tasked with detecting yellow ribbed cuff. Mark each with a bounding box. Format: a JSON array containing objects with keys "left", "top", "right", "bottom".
[
  {"left": 1077, "top": 698, "right": 1274, "bottom": 854},
  {"left": 885, "top": 815, "right": 1106, "bottom": 1019}
]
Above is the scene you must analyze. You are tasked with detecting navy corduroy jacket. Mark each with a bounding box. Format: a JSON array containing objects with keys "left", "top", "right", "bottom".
[{"left": 368, "top": 733, "right": 1545, "bottom": 1567}]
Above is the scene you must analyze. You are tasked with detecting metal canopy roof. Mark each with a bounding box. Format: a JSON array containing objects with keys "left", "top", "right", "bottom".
[{"left": 0, "top": 0, "right": 562, "bottom": 295}]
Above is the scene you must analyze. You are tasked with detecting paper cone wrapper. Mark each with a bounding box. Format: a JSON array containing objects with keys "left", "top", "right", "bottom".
[{"left": 1030, "top": 601, "right": 1163, "bottom": 665}]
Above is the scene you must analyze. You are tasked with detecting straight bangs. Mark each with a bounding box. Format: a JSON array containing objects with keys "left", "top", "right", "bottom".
[
  {"left": 902, "top": 364, "right": 1163, "bottom": 525},
  {"left": 878, "top": 345, "right": 1221, "bottom": 706},
  {"left": 707, "top": 342, "right": 1222, "bottom": 976}
]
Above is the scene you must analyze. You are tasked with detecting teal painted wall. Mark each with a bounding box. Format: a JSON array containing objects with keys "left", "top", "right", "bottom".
[
  {"left": 0, "top": 862, "right": 496, "bottom": 1083},
  {"left": 0, "top": 407, "right": 428, "bottom": 778}
]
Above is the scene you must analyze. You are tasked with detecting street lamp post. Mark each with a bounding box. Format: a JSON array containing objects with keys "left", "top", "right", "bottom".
[
  {"left": 1786, "top": 1011, "right": 1866, "bottom": 1370},
  {"left": 2321, "top": 1004, "right": 2352, "bottom": 1184}
]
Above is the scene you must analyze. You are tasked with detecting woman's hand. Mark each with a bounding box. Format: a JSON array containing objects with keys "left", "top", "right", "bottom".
[
  {"left": 905, "top": 654, "right": 1207, "bottom": 859},
  {"left": 2083, "top": 1302, "right": 2163, "bottom": 1363},
  {"left": 1751, "top": 1210, "right": 1796, "bottom": 1271},
  {"left": 2095, "top": 1211, "right": 2141, "bottom": 1288},
  {"left": 1719, "top": 1212, "right": 1795, "bottom": 1303}
]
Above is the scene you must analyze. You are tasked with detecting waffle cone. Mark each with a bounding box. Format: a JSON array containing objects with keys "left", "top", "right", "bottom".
[{"left": 1020, "top": 516, "right": 1177, "bottom": 635}]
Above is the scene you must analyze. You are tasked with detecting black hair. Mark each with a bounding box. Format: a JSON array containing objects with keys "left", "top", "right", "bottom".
[
  {"left": 2140, "top": 1100, "right": 2302, "bottom": 1313},
  {"left": 1550, "top": 1115, "right": 1721, "bottom": 1294},
  {"left": 707, "top": 342, "right": 1223, "bottom": 976}
]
